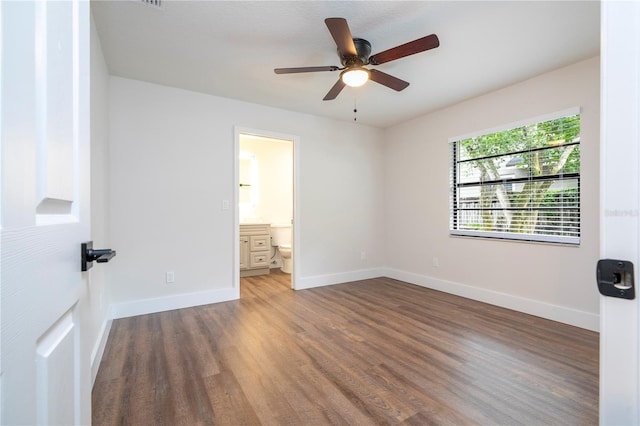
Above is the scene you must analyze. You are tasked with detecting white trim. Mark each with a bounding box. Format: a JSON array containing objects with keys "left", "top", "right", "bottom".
[
  {"left": 450, "top": 230, "right": 580, "bottom": 245},
  {"left": 110, "top": 287, "right": 238, "bottom": 319},
  {"left": 382, "top": 268, "right": 599, "bottom": 332},
  {"left": 105, "top": 266, "right": 597, "bottom": 336},
  {"left": 36, "top": 310, "right": 74, "bottom": 358},
  {"left": 449, "top": 106, "right": 581, "bottom": 143},
  {"left": 292, "top": 134, "right": 300, "bottom": 290},
  {"left": 295, "top": 268, "right": 386, "bottom": 290},
  {"left": 232, "top": 127, "right": 241, "bottom": 299},
  {"left": 89, "top": 316, "right": 112, "bottom": 386}
]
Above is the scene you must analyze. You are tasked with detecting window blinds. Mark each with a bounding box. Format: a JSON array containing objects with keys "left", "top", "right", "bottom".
[{"left": 449, "top": 112, "right": 581, "bottom": 245}]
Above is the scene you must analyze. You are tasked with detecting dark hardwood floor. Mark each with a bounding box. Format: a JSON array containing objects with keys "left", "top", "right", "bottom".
[{"left": 92, "top": 271, "right": 599, "bottom": 425}]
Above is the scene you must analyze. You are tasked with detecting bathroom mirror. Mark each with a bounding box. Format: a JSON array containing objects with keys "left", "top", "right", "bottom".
[{"left": 239, "top": 152, "right": 257, "bottom": 208}]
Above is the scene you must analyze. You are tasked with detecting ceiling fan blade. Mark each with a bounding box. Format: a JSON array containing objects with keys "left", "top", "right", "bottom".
[
  {"left": 325, "top": 18, "right": 357, "bottom": 57},
  {"left": 274, "top": 66, "right": 339, "bottom": 74},
  {"left": 323, "top": 79, "right": 346, "bottom": 101},
  {"left": 369, "top": 69, "right": 410, "bottom": 91},
  {"left": 369, "top": 34, "right": 439, "bottom": 65}
]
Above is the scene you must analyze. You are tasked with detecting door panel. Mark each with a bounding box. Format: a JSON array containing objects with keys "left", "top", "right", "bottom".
[
  {"left": 35, "top": 0, "right": 75, "bottom": 212},
  {"left": 36, "top": 309, "right": 75, "bottom": 425},
  {"left": 600, "top": 2, "right": 640, "bottom": 424},
  {"left": 1, "top": 0, "right": 90, "bottom": 424}
]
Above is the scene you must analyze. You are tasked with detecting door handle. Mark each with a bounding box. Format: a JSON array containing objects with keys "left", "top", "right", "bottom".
[{"left": 81, "top": 241, "right": 117, "bottom": 271}]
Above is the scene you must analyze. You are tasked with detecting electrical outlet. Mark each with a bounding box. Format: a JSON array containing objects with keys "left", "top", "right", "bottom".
[
  {"left": 166, "top": 271, "right": 175, "bottom": 283},
  {"left": 361, "top": 251, "right": 367, "bottom": 260},
  {"left": 432, "top": 257, "right": 439, "bottom": 267}
]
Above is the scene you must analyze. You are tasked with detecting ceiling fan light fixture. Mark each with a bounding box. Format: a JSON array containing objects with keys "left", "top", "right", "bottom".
[{"left": 341, "top": 67, "right": 370, "bottom": 87}]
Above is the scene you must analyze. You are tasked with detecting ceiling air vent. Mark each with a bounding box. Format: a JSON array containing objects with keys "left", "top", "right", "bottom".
[{"left": 139, "top": 0, "right": 163, "bottom": 9}]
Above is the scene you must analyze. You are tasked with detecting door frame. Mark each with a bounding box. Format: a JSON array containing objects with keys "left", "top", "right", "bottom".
[
  {"left": 233, "top": 126, "right": 300, "bottom": 294},
  {"left": 599, "top": 1, "right": 640, "bottom": 424}
]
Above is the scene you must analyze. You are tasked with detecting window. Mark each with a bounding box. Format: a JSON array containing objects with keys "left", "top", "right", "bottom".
[{"left": 449, "top": 110, "right": 581, "bottom": 245}]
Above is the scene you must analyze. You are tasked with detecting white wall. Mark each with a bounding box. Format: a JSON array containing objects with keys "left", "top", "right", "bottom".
[
  {"left": 108, "top": 77, "right": 385, "bottom": 315},
  {"left": 383, "top": 57, "right": 601, "bottom": 330},
  {"left": 87, "top": 13, "right": 112, "bottom": 383}
]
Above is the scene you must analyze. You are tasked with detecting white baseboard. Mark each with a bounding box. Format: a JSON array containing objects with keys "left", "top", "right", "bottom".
[
  {"left": 106, "top": 267, "right": 597, "bottom": 332},
  {"left": 90, "top": 313, "right": 113, "bottom": 386},
  {"left": 295, "top": 268, "right": 386, "bottom": 290},
  {"left": 382, "top": 268, "right": 599, "bottom": 332},
  {"left": 110, "top": 287, "right": 238, "bottom": 319}
]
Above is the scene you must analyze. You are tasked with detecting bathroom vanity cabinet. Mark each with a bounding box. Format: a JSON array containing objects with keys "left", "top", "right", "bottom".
[{"left": 240, "top": 223, "right": 271, "bottom": 277}]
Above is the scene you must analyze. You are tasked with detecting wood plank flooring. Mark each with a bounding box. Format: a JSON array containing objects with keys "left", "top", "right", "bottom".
[{"left": 92, "top": 271, "right": 599, "bottom": 425}]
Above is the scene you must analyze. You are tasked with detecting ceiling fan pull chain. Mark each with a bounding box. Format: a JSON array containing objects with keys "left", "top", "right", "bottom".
[{"left": 353, "top": 94, "right": 358, "bottom": 122}]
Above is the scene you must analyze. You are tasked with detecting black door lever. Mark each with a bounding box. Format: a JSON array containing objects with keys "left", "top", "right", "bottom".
[{"left": 82, "top": 241, "right": 117, "bottom": 271}]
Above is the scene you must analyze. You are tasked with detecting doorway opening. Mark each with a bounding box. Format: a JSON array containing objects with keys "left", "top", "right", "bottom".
[{"left": 234, "top": 128, "right": 298, "bottom": 296}]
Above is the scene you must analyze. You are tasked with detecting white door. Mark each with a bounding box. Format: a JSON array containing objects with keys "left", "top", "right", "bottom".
[
  {"left": 1, "top": 0, "right": 91, "bottom": 424},
  {"left": 600, "top": 1, "right": 640, "bottom": 424}
]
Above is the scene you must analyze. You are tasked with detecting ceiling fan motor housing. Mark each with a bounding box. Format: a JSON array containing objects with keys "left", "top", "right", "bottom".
[{"left": 340, "top": 38, "right": 372, "bottom": 67}]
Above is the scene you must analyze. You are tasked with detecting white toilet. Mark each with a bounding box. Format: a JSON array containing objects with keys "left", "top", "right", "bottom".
[
  {"left": 279, "top": 244, "right": 292, "bottom": 274},
  {"left": 271, "top": 224, "right": 292, "bottom": 274}
]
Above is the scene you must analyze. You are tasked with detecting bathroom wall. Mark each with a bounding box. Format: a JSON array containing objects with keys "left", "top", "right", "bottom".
[
  {"left": 108, "top": 77, "right": 385, "bottom": 316},
  {"left": 383, "top": 57, "right": 600, "bottom": 330},
  {"left": 239, "top": 134, "right": 293, "bottom": 226}
]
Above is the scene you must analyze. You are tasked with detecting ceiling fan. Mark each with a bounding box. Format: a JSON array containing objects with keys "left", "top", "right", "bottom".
[{"left": 274, "top": 17, "right": 440, "bottom": 101}]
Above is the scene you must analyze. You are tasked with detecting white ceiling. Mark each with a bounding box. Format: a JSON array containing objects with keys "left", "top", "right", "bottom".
[{"left": 91, "top": 1, "right": 600, "bottom": 128}]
